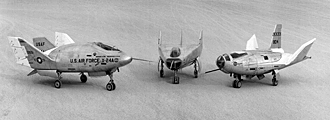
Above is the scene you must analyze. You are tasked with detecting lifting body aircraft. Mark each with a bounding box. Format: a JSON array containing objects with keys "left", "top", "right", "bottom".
[
  {"left": 8, "top": 32, "right": 134, "bottom": 91},
  {"left": 205, "top": 24, "right": 316, "bottom": 88},
  {"left": 158, "top": 31, "right": 203, "bottom": 84}
]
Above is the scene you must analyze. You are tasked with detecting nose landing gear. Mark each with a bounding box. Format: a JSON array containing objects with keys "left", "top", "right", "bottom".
[
  {"left": 232, "top": 74, "right": 242, "bottom": 88},
  {"left": 173, "top": 70, "right": 179, "bottom": 84},
  {"left": 106, "top": 71, "right": 116, "bottom": 91}
]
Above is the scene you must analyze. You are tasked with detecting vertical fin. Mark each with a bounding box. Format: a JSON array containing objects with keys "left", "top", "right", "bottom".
[
  {"left": 246, "top": 34, "right": 258, "bottom": 50},
  {"left": 287, "top": 38, "right": 316, "bottom": 65},
  {"left": 8, "top": 37, "right": 55, "bottom": 69},
  {"left": 8, "top": 37, "right": 30, "bottom": 67},
  {"left": 199, "top": 30, "right": 203, "bottom": 45},
  {"left": 158, "top": 31, "right": 162, "bottom": 45},
  {"left": 270, "top": 24, "right": 282, "bottom": 49},
  {"left": 55, "top": 32, "right": 75, "bottom": 47},
  {"left": 180, "top": 30, "right": 183, "bottom": 47},
  {"left": 33, "top": 37, "right": 55, "bottom": 52}
]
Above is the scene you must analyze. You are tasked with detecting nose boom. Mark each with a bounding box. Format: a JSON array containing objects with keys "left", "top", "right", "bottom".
[{"left": 119, "top": 53, "right": 132, "bottom": 66}]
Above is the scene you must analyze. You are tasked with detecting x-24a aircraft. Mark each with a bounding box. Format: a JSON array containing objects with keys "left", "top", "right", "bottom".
[
  {"left": 158, "top": 31, "right": 203, "bottom": 84},
  {"left": 206, "top": 24, "right": 316, "bottom": 88},
  {"left": 8, "top": 32, "right": 133, "bottom": 91}
]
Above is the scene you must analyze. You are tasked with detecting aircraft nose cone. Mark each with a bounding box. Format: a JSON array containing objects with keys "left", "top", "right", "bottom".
[
  {"left": 216, "top": 56, "right": 225, "bottom": 69},
  {"left": 119, "top": 53, "right": 132, "bottom": 66}
]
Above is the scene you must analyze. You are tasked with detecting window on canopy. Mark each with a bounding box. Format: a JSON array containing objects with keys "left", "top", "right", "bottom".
[
  {"left": 94, "top": 42, "right": 120, "bottom": 51},
  {"left": 230, "top": 52, "right": 248, "bottom": 58}
]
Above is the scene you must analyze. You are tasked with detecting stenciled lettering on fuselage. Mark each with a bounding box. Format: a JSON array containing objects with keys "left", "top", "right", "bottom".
[{"left": 69, "top": 57, "right": 119, "bottom": 64}]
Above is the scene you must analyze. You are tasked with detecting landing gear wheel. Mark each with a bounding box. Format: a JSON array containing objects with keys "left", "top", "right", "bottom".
[
  {"left": 272, "top": 78, "right": 278, "bottom": 86},
  {"left": 106, "top": 83, "right": 115, "bottom": 91},
  {"left": 194, "top": 70, "right": 198, "bottom": 78},
  {"left": 236, "top": 80, "right": 242, "bottom": 88},
  {"left": 233, "top": 80, "right": 241, "bottom": 88},
  {"left": 233, "top": 80, "right": 237, "bottom": 88},
  {"left": 111, "top": 83, "right": 116, "bottom": 90},
  {"left": 54, "top": 80, "right": 62, "bottom": 89},
  {"left": 160, "top": 70, "right": 164, "bottom": 78},
  {"left": 173, "top": 76, "right": 180, "bottom": 84},
  {"left": 80, "top": 74, "right": 87, "bottom": 83}
]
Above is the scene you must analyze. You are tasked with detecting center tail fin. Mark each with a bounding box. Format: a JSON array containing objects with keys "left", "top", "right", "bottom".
[
  {"left": 8, "top": 37, "right": 56, "bottom": 70},
  {"left": 270, "top": 24, "right": 282, "bottom": 49},
  {"left": 55, "top": 32, "right": 75, "bottom": 47},
  {"left": 33, "top": 37, "right": 55, "bottom": 52},
  {"left": 287, "top": 38, "right": 316, "bottom": 65}
]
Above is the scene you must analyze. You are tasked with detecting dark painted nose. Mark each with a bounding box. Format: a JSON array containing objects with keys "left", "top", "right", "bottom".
[
  {"left": 166, "top": 58, "right": 182, "bottom": 70},
  {"left": 119, "top": 53, "right": 132, "bottom": 66},
  {"left": 216, "top": 56, "right": 225, "bottom": 69}
]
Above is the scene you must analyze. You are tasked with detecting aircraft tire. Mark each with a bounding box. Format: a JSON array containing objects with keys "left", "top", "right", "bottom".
[
  {"left": 54, "top": 80, "right": 62, "bottom": 89},
  {"left": 236, "top": 80, "right": 242, "bottom": 88},
  {"left": 272, "top": 78, "right": 278, "bottom": 86},
  {"left": 80, "top": 74, "right": 87, "bottom": 83},
  {"left": 111, "top": 83, "right": 116, "bottom": 90},
  {"left": 173, "top": 77, "right": 179, "bottom": 84},
  {"left": 106, "top": 83, "right": 113, "bottom": 91},
  {"left": 160, "top": 70, "right": 164, "bottom": 78},
  {"left": 233, "top": 80, "right": 237, "bottom": 88}
]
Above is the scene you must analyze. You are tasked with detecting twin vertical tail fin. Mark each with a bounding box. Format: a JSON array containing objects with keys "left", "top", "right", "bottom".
[
  {"left": 8, "top": 37, "right": 55, "bottom": 69},
  {"left": 158, "top": 31, "right": 162, "bottom": 45},
  {"left": 270, "top": 24, "right": 282, "bottom": 49},
  {"left": 199, "top": 30, "right": 203, "bottom": 45},
  {"left": 55, "top": 32, "right": 75, "bottom": 47},
  {"left": 33, "top": 37, "right": 55, "bottom": 52},
  {"left": 287, "top": 38, "right": 316, "bottom": 65},
  {"left": 8, "top": 37, "right": 30, "bottom": 67}
]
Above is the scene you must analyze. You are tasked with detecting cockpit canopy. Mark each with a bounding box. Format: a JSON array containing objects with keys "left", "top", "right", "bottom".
[
  {"left": 94, "top": 42, "right": 120, "bottom": 51},
  {"left": 230, "top": 52, "right": 248, "bottom": 59},
  {"left": 170, "top": 47, "right": 181, "bottom": 57}
]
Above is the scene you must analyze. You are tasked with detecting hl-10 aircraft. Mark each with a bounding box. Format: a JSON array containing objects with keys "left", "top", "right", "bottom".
[
  {"left": 8, "top": 32, "right": 138, "bottom": 91},
  {"left": 206, "top": 24, "right": 316, "bottom": 88},
  {"left": 158, "top": 31, "right": 203, "bottom": 84}
]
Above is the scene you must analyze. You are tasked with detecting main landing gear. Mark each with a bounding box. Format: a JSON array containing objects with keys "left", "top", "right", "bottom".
[
  {"left": 271, "top": 70, "right": 279, "bottom": 86},
  {"left": 80, "top": 73, "right": 87, "bottom": 83},
  {"left": 158, "top": 58, "right": 164, "bottom": 78},
  {"left": 193, "top": 59, "right": 200, "bottom": 78},
  {"left": 232, "top": 74, "right": 242, "bottom": 88},
  {"left": 54, "top": 71, "right": 62, "bottom": 89},
  {"left": 106, "top": 71, "right": 116, "bottom": 91}
]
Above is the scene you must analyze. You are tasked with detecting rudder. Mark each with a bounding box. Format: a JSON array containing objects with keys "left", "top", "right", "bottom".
[{"left": 33, "top": 37, "right": 55, "bottom": 52}]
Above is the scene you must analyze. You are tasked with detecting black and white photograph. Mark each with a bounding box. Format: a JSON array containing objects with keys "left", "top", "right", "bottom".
[{"left": 0, "top": 0, "right": 329, "bottom": 119}]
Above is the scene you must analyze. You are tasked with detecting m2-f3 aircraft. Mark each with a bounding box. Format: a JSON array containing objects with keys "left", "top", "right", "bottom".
[
  {"left": 8, "top": 32, "right": 134, "bottom": 91},
  {"left": 158, "top": 31, "right": 203, "bottom": 84},
  {"left": 205, "top": 24, "right": 316, "bottom": 88}
]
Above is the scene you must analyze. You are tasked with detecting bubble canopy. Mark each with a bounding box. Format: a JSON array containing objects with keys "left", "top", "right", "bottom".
[{"left": 94, "top": 42, "right": 120, "bottom": 51}]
